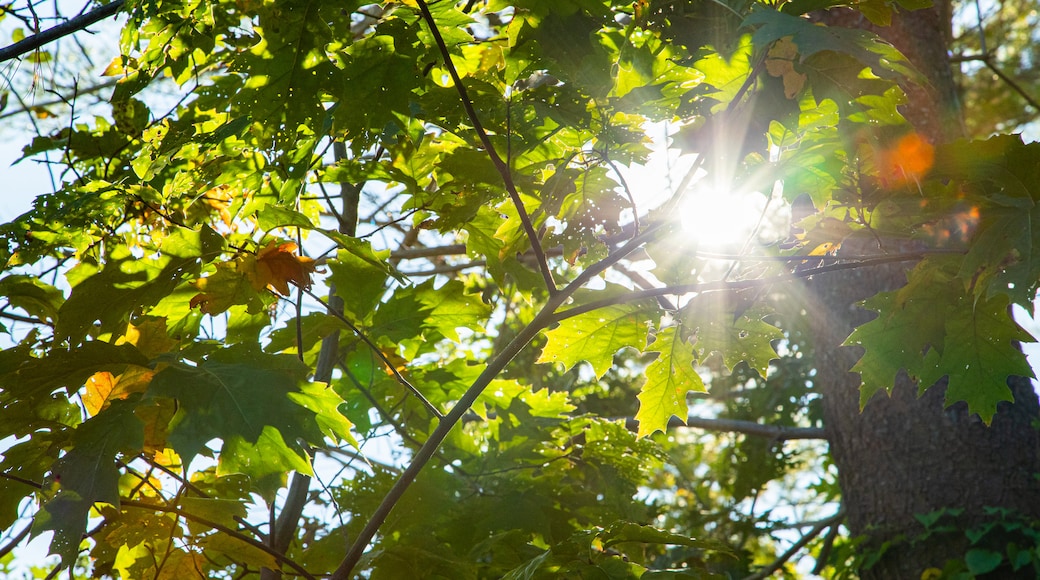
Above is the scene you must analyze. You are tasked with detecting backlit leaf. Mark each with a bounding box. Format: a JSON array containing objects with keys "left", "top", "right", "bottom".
[{"left": 637, "top": 326, "right": 705, "bottom": 437}]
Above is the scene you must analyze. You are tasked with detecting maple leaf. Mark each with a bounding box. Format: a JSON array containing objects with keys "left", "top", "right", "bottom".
[
  {"left": 249, "top": 240, "right": 319, "bottom": 296},
  {"left": 83, "top": 367, "right": 155, "bottom": 416}
]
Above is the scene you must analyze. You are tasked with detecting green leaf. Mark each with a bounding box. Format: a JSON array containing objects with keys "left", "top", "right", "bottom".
[
  {"left": 637, "top": 326, "right": 705, "bottom": 437},
  {"left": 742, "top": 8, "right": 917, "bottom": 81},
  {"left": 936, "top": 294, "right": 1034, "bottom": 422},
  {"left": 681, "top": 292, "right": 783, "bottom": 377},
  {"left": 538, "top": 303, "right": 651, "bottom": 378},
  {"left": 37, "top": 399, "right": 144, "bottom": 566},
  {"left": 0, "top": 275, "right": 63, "bottom": 322},
  {"left": 147, "top": 346, "right": 342, "bottom": 461},
  {"left": 56, "top": 229, "right": 203, "bottom": 343},
  {"left": 965, "top": 548, "right": 1004, "bottom": 575},
  {"left": 217, "top": 427, "right": 312, "bottom": 501},
  {"left": 0, "top": 342, "right": 149, "bottom": 400}
]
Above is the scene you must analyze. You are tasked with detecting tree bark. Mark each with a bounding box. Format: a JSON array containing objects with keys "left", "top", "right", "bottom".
[{"left": 809, "top": 7, "right": 1040, "bottom": 578}]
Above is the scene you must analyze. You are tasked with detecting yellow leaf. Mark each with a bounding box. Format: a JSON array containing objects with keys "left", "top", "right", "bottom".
[
  {"left": 121, "top": 318, "right": 178, "bottom": 358},
  {"left": 101, "top": 57, "right": 125, "bottom": 77},
  {"left": 83, "top": 372, "right": 117, "bottom": 416},
  {"left": 84, "top": 367, "right": 156, "bottom": 416}
]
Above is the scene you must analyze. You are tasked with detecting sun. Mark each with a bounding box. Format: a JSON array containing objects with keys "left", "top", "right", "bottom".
[{"left": 679, "top": 178, "right": 769, "bottom": 249}]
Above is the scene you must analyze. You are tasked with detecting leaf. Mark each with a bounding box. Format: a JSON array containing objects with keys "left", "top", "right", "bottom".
[
  {"left": 56, "top": 229, "right": 204, "bottom": 343},
  {"left": 847, "top": 257, "right": 1034, "bottom": 421},
  {"left": 250, "top": 240, "right": 319, "bottom": 296},
  {"left": 742, "top": 8, "right": 917, "bottom": 81},
  {"left": 0, "top": 342, "right": 149, "bottom": 401},
  {"left": 599, "top": 521, "right": 713, "bottom": 550},
  {"left": 681, "top": 292, "right": 783, "bottom": 377},
  {"left": 147, "top": 346, "right": 342, "bottom": 462},
  {"left": 637, "top": 326, "right": 705, "bottom": 437},
  {"left": 935, "top": 294, "right": 1034, "bottom": 422},
  {"left": 36, "top": 399, "right": 144, "bottom": 566},
  {"left": 964, "top": 549, "right": 1004, "bottom": 575},
  {"left": 0, "top": 275, "right": 63, "bottom": 321},
  {"left": 538, "top": 303, "right": 651, "bottom": 378},
  {"left": 217, "top": 427, "right": 312, "bottom": 501},
  {"left": 83, "top": 366, "right": 155, "bottom": 416}
]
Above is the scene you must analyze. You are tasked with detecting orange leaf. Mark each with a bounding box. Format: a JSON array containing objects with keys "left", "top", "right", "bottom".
[{"left": 250, "top": 241, "right": 318, "bottom": 296}]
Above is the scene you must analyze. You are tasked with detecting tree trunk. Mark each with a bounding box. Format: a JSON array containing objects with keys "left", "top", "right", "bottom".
[{"left": 810, "top": 7, "right": 1040, "bottom": 578}]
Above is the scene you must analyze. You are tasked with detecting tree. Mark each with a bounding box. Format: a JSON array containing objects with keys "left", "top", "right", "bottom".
[{"left": 0, "top": 0, "right": 1038, "bottom": 578}]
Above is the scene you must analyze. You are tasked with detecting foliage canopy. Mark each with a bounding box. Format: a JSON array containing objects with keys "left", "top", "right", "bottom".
[{"left": 1, "top": 0, "right": 1039, "bottom": 577}]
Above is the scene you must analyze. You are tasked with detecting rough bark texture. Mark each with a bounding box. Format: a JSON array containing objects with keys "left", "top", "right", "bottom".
[{"left": 809, "top": 7, "right": 1040, "bottom": 578}]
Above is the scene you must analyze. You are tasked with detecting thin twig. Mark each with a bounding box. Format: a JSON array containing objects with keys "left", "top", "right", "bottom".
[
  {"left": 554, "top": 251, "right": 950, "bottom": 322},
  {"left": 413, "top": 0, "right": 558, "bottom": 294},
  {"left": 742, "top": 508, "right": 845, "bottom": 580},
  {"left": 0, "top": 0, "right": 126, "bottom": 63},
  {"left": 984, "top": 59, "right": 1040, "bottom": 112},
  {"left": 303, "top": 288, "right": 443, "bottom": 420}
]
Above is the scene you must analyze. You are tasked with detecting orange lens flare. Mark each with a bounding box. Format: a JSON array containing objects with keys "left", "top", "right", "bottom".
[{"left": 877, "top": 132, "right": 935, "bottom": 188}]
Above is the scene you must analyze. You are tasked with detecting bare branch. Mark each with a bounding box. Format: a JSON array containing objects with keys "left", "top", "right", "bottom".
[
  {"left": 0, "top": 0, "right": 126, "bottom": 63},
  {"left": 620, "top": 416, "right": 827, "bottom": 440}
]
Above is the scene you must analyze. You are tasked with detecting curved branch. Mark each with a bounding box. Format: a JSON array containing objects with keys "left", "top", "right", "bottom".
[{"left": 0, "top": 0, "right": 126, "bottom": 63}]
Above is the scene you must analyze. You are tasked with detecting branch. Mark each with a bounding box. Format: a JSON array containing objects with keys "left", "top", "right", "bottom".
[
  {"left": 742, "top": 508, "right": 845, "bottom": 580},
  {"left": 984, "top": 58, "right": 1040, "bottom": 112},
  {"left": 330, "top": 286, "right": 574, "bottom": 578},
  {"left": 554, "top": 251, "right": 947, "bottom": 322},
  {"left": 619, "top": 416, "right": 827, "bottom": 440},
  {"left": 330, "top": 220, "right": 662, "bottom": 579},
  {"left": 0, "top": 0, "right": 126, "bottom": 63},
  {"left": 413, "top": 0, "right": 558, "bottom": 294},
  {"left": 303, "top": 288, "right": 444, "bottom": 420}
]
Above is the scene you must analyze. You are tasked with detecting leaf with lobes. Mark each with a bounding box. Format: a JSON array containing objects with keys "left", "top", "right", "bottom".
[
  {"left": 146, "top": 345, "right": 354, "bottom": 464},
  {"left": 0, "top": 341, "right": 149, "bottom": 401},
  {"left": 56, "top": 228, "right": 205, "bottom": 343},
  {"left": 847, "top": 256, "right": 1035, "bottom": 422},
  {"left": 538, "top": 302, "right": 653, "bottom": 379},
  {"left": 681, "top": 291, "right": 783, "bottom": 378},
  {"left": 742, "top": 8, "right": 918, "bottom": 82},
  {"left": 36, "top": 398, "right": 144, "bottom": 567},
  {"left": 637, "top": 326, "right": 705, "bottom": 438}
]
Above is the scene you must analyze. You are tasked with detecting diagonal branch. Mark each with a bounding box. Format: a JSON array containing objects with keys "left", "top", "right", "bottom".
[
  {"left": 413, "top": 0, "right": 558, "bottom": 295},
  {"left": 553, "top": 251, "right": 951, "bottom": 322},
  {"left": 303, "top": 288, "right": 444, "bottom": 420},
  {"left": 0, "top": 0, "right": 126, "bottom": 63},
  {"left": 742, "top": 508, "right": 845, "bottom": 580}
]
